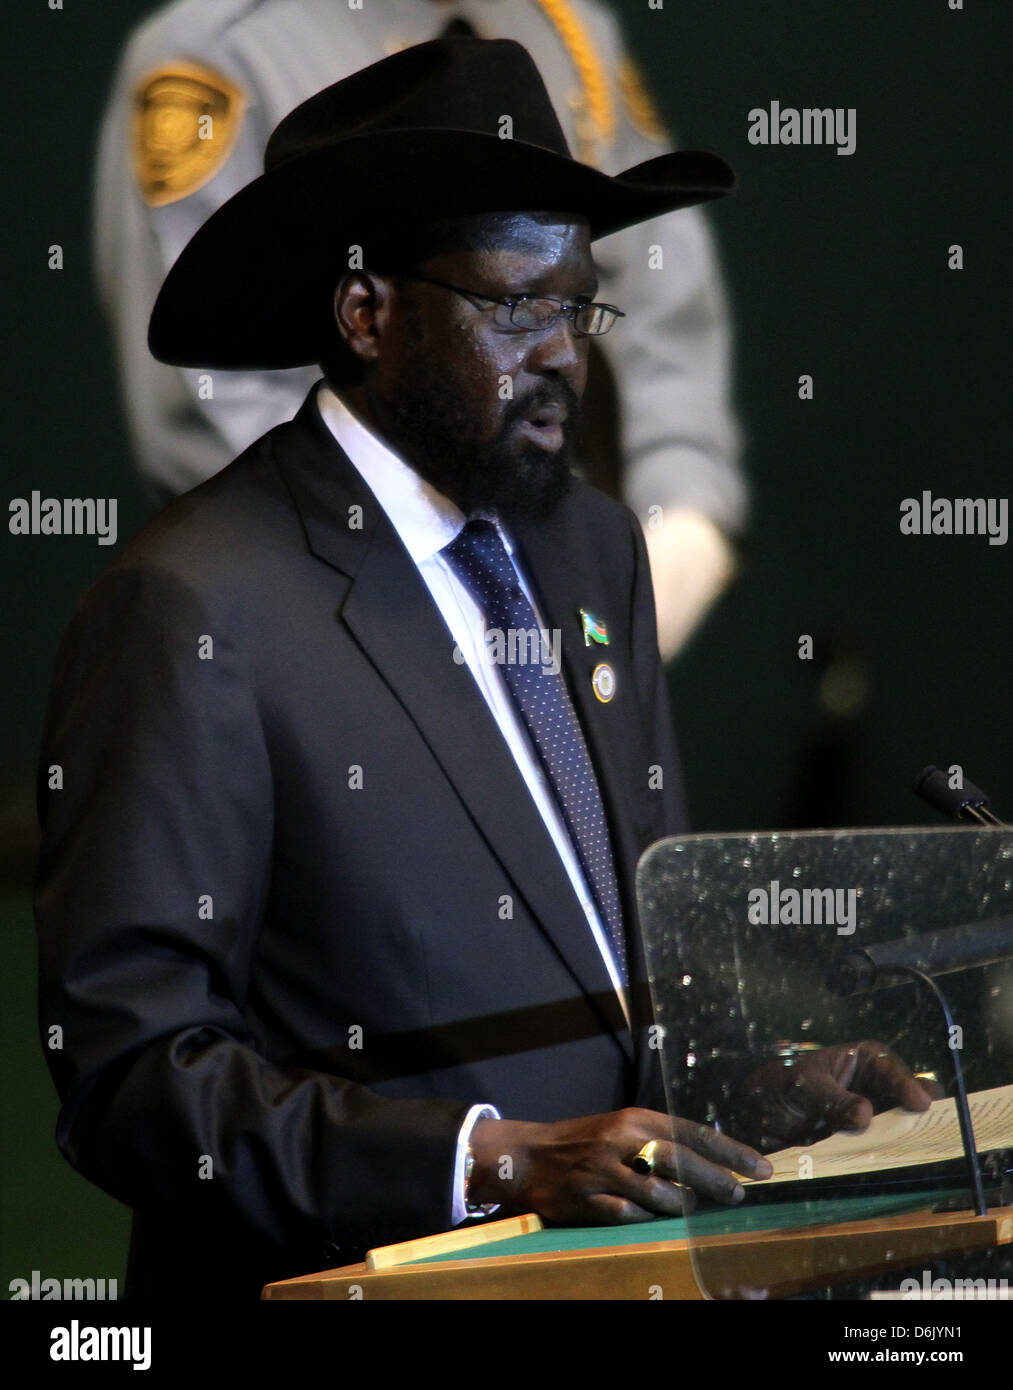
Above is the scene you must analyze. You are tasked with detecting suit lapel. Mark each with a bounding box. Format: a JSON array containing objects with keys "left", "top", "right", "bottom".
[{"left": 271, "top": 395, "right": 631, "bottom": 1056}]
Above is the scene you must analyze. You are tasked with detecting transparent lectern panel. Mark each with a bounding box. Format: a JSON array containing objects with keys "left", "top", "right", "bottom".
[{"left": 636, "top": 826, "right": 1013, "bottom": 1299}]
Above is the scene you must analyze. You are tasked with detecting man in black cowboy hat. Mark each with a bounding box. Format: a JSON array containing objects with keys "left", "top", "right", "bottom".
[
  {"left": 95, "top": 0, "right": 746, "bottom": 665},
  {"left": 36, "top": 37, "right": 931, "bottom": 1298}
]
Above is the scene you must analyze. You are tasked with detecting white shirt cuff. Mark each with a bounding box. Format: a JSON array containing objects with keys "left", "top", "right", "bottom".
[{"left": 451, "top": 1103, "right": 501, "bottom": 1226}]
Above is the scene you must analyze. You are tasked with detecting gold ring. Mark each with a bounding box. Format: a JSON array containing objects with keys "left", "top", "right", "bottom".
[{"left": 631, "top": 1140, "right": 659, "bottom": 1175}]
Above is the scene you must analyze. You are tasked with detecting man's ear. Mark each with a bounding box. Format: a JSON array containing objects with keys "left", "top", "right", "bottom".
[{"left": 333, "top": 271, "right": 392, "bottom": 366}]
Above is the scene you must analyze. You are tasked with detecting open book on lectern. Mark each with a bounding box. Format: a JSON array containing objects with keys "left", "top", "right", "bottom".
[{"left": 742, "top": 1084, "right": 1013, "bottom": 1197}]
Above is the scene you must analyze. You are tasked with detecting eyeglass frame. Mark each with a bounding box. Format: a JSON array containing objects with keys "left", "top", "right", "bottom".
[{"left": 393, "top": 272, "right": 625, "bottom": 337}]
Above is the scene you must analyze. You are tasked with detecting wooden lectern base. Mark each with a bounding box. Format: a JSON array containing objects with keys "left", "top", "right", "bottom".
[{"left": 261, "top": 1194, "right": 1013, "bottom": 1300}]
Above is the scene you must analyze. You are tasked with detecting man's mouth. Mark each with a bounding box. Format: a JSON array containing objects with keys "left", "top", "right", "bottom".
[{"left": 517, "top": 401, "right": 568, "bottom": 452}]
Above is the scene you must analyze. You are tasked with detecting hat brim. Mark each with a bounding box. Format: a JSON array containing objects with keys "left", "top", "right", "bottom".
[{"left": 148, "top": 129, "right": 735, "bottom": 369}]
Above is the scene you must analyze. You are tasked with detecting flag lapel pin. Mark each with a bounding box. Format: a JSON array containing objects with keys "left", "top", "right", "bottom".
[{"left": 579, "top": 608, "right": 609, "bottom": 647}]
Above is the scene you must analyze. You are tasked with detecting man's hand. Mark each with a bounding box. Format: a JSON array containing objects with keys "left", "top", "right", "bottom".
[
  {"left": 740, "top": 1041, "right": 939, "bottom": 1152},
  {"left": 467, "top": 1109, "right": 772, "bottom": 1226}
]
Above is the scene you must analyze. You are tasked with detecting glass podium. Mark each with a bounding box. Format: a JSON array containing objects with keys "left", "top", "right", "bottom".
[{"left": 636, "top": 826, "right": 1013, "bottom": 1298}]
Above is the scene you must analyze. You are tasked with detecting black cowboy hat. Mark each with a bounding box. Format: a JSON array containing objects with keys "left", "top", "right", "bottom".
[{"left": 148, "top": 36, "right": 735, "bottom": 369}]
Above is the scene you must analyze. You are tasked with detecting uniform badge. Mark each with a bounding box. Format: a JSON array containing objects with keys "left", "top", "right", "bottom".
[
  {"left": 580, "top": 608, "right": 609, "bottom": 647},
  {"left": 591, "top": 663, "right": 616, "bottom": 703},
  {"left": 617, "top": 57, "right": 669, "bottom": 145},
  {"left": 132, "top": 61, "right": 246, "bottom": 208}
]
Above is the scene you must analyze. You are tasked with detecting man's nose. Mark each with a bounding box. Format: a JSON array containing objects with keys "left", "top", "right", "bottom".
[{"left": 525, "top": 312, "right": 588, "bottom": 384}]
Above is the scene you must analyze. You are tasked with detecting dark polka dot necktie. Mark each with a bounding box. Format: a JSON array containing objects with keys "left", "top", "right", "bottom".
[{"left": 442, "top": 519, "right": 627, "bottom": 983}]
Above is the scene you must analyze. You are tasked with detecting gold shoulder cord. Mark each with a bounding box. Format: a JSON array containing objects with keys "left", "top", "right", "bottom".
[
  {"left": 616, "top": 56, "right": 669, "bottom": 144},
  {"left": 532, "top": 0, "right": 615, "bottom": 165}
]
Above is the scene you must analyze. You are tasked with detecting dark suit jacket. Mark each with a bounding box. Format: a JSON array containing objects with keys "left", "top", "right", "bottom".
[{"left": 34, "top": 390, "right": 687, "bottom": 1298}]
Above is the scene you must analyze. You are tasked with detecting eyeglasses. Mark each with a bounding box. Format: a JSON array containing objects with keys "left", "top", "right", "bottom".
[{"left": 398, "top": 273, "right": 625, "bottom": 336}]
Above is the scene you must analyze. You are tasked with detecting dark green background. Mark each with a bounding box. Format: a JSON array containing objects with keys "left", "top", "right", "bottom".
[{"left": 2, "top": 0, "right": 1010, "bottom": 1293}]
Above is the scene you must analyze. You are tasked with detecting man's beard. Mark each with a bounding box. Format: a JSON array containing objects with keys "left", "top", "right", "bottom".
[{"left": 377, "top": 372, "right": 579, "bottom": 522}]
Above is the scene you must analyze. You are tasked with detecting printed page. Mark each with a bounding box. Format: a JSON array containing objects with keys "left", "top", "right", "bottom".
[{"left": 741, "top": 1084, "right": 1013, "bottom": 1185}]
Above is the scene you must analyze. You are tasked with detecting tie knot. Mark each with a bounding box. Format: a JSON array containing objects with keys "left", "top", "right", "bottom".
[
  {"left": 442, "top": 519, "right": 522, "bottom": 603},
  {"left": 460, "top": 517, "right": 497, "bottom": 543},
  {"left": 448, "top": 517, "right": 498, "bottom": 552}
]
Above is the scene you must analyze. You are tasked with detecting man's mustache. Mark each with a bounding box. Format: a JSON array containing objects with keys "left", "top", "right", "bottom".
[{"left": 503, "top": 380, "right": 583, "bottom": 434}]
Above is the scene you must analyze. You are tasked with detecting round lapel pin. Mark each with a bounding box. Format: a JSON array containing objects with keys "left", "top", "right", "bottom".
[{"left": 591, "top": 663, "right": 616, "bottom": 703}]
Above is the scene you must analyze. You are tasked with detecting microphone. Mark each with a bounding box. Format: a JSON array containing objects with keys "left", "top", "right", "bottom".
[
  {"left": 829, "top": 915, "right": 1013, "bottom": 995},
  {"left": 828, "top": 777, "right": 1013, "bottom": 1214},
  {"left": 912, "top": 765, "right": 1006, "bottom": 826}
]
